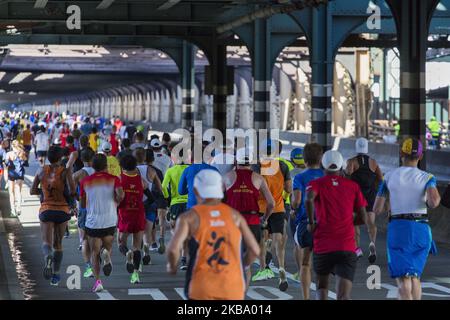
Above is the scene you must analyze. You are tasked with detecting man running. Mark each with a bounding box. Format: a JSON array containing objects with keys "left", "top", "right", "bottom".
[
  {"left": 79, "top": 153, "right": 124, "bottom": 292},
  {"left": 117, "top": 155, "right": 147, "bottom": 284},
  {"left": 101, "top": 141, "right": 121, "bottom": 177},
  {"left": 346, "top": 137, "right": 383, "bottom": 263},
  {"left": 31, "top": 146, "right": 76, "bottom": 286},
  {"left": 167, "top": 169, "right": 260, "bottom": 300},
  {"left": 252, "top": 140, "right": 292, "bottom": 291},
  {"left": 373, "top": 138, "right": 441, "bottom": 300},
  {"left": 72, "top": 148, "right": 96, "bottom": 278},
  {"left": 135, "top": 148, "right": 163, "bottom": 262},
  {"left": 223, "top": 148, "right": 274, "bottom": 287},
  {"left": 34, "top": 125, "right": 50, "bottom": 166},
  {"left": 306, "top": 150, "right": 367, "bottom": 300},
  {"left": 290, "top": 143, "right": 324, "bottom": 299},
  {"left": 161, "top": 149, "right": 189, "bottom": 269}
]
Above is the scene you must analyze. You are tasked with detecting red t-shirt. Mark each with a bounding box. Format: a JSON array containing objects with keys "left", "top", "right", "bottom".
[
  {"left": 307, "top": 175, "right": 367, "bottom": 254},
  {"left": 60, "top": 129, "right": 70, "bottom": 147}
]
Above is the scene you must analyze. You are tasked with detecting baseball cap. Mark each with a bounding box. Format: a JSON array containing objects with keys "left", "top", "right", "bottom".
[
  {"left": 355, "top": 137, "right": 369, "bottom": 154},
  {"left": 401, "top": 138, "right": 423, "bottom": 157},
  {"left": 193, "top": 169, "right": 224, "bottom": 199},
  {"left": 101, "top": 141, "right": 112, "bottom": 153},
  {"left": 290, "top": 148, "right": 304, "bottom": 166},
  {"left": 321, "top": 150, "right": 344, "bottom": 172},
  {"left": 236, "top": 147, "right": 255, "bottom": 165},
  {"left": 150, "top": 138, "right": 161, "bottom": 148}
]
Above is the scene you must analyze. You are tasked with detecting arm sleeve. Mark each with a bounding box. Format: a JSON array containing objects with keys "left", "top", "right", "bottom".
[
  {"left": 425, "top": 175, "right": 437, "bottom": 190},
  {"left": 377, "top": 180, "right": 389, "bottom": 197}
]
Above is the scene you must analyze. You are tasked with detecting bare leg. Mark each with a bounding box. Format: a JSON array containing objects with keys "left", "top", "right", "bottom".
[
  {"left": 396, "top": 277, "right": 413, "bottom": 300},
  {"left": 335, "top": 276, "right": 353, "bottom": 300},
  {"left": 53, "top": 222, "right": 67, "bottom": 274},
  {"left": 366, "top": 212, "right": 377, "bottom": 244},
  {"left": 273, "top": 233, "right": 285, "bottom": 270},
  {"left": 316, "top": 274, "right": 329, "bottom": 300},
  {"left": 300, "top": 247, "right": 312, "bottom": 300},
  {"left": 8, "top": 180, "right": 16, "bottom": 214},
  {"left": 354, "top": 225, "right": 360, "bottom": 248},
  {"left": 411, "top": 277, "right": 422, "bottom": 300},
  {"left": 15, "top": 179, "right": 23, "bottom": 214},
  {"left": 89, "top": 237, "right": 102, "bottom": 280}
]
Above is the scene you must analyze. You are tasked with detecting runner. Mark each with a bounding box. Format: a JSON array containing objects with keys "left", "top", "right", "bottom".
[
  {"left": 89, "top": 127, "right": 99, "bottom": 153},
  {"left": 5, "top": 140, "right": 27, "bottom": 216},
  {"left": 101, "top": 141, "right": 121, "bottom": 177},
  {"left": 373, "top": 138, "right": 441, "bottom": 300},
  {"left": 305, "top": 150, "right": 367, "bottom": 300},
  {"left": 130, "top": 131, "right": 146, "bottom": 150},
  {"left": 22, "top": 124, "right": 32, "bottom": 167},
  {"left": 117, "top": 154, "right": 147, "bottom": 284},
  {"left": 223, "top": 147, "right": 274, "bottom": 288},
  {"left": 30, "top": 146, "right": 76, "bottom": 286},
  {"left": 79, "top": 153, "right": 124, "bottom": 292},
  {"left": 161, "top": 149, "right": 189, "bottom": 269},
  {"left": 291, "top": 143, "right": 324, "bottom": 299},
  {"left": 34, "top": 125, "right": 50, "bottom": 166},
  {"left": 167, "top": 169, "right": 260, "bottom": 300},
  {"left": 108, "top": 125, "right": 120, "bottom": 157},
  {"left": 117, "top": 138, "right": 132, "bottom": 161},
  {"left": 135, "top": 148, "right": 163, "bottom": 264},
  {"left": 252, "top": 140, "right": 292, "bottom": 292},
  {"left": 345, "top": 137, "right": 383, "bottom": 262}
]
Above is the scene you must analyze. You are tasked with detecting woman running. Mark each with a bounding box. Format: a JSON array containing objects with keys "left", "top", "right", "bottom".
[
  {"left": 30, "top": 146, "right": 76, "bottom": 286},
  {"left": 5, "top": 140, "right": 27, "bottom": 216}
]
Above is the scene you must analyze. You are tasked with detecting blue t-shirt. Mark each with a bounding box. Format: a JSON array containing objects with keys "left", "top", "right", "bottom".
[
  {"left": 178, "top": 163, "right": 219, "bottom": 209},
  {"left": 293, "top": 168, "right": 324, "bottom": 224}
]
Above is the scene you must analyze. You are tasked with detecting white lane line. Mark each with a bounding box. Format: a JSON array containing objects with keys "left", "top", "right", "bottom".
[
  {"left": 128, "top": 288, "right": 168, "bottom": 300},
  {"left": 175, "top": 287, "right": 187, "bottom": 300},
  {"left": 96, "top": 290, "right": 117, "bottom": 300},
  {"left": 247, "top": 286, "right": 293, "bottom": 300},
  {"left": 253, "top": 260, "right": 337, "bottom": 300}
]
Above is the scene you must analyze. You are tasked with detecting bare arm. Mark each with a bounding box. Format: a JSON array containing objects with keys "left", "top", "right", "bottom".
[
  {"left": 114, "top": 187, "right": 124, "bottom": 204},
  {"left": 30, "top": 169, "right": 42, "bottom": 195},
  {"left": 66, "top": 150, "right": 78, "bottom": 169},
  {"left": 305, "top": 189, "right": 316, "bottom": 232},
  {"left": 64, "top": 169, "right": 76, "bottom": 196},
  {"left": 373, "top": 196, "right": 386, "bottom": 216},
  {"left": 426, "top": 187, "right": 441, "bottom": 209}
]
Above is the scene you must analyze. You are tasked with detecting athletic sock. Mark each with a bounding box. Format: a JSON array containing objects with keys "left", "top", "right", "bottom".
[
  {"left": 133, "top": 250, "right": 142, "bottom": 270},
  {"left": 42, "top": 243, "right": 53, "bottom": 257},
  {"left": 53, "top": 251, "right": 63, "bottom": 273}
]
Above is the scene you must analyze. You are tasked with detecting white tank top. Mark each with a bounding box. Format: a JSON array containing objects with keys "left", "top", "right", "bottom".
[
  {"left": 82, "top": 167, "right": 95, "bottom": 176},
  {"left": 137, "top": 164, "right": 152, "bottom": 202},
  {"left": 384, "top": 167, "right": 434, "bottom": 215}
]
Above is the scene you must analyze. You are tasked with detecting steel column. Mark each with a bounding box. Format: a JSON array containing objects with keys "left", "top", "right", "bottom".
[
  {"left": 181, "top": 41, "right": 195, "bottom": 129},
  {"left": 212, "top": 43, "right": 228, "bottom": 134}
]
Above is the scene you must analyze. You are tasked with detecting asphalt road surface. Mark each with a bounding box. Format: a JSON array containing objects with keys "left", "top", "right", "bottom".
[{"left": 1, "top": 156, "right": 450, "bottom": 300}]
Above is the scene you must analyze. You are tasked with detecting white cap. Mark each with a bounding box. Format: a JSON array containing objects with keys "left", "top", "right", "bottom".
[
  {"left": 321, "top": 150, "right": 344, "bottom": 172},
  {"left": 150, "top": 138, "right": 161, "bottom": 148},
  {"left": 101, "top": 141, "right": 112, "bottom": 152},
  {"left": 355, "top": 137, "right": 368, "bottom": 154},
  {"left": 193, "top": 169, "right": 224, "bottom": 199},
  {"left": 236, "top": 147, "right": 255, "bottom": 165}
]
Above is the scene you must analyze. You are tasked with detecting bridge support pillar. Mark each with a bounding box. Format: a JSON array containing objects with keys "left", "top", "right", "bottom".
[
  {"left": 181, "top": 41, "right": 195, "bottom": 130},
  {"left": 212, "top": 44, "right": 228, "bottom": 134}
]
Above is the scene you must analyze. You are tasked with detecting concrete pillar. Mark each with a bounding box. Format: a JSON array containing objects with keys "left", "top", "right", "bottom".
[
  {"left": 212, "top": 44, "right": 228, "bottom": 133},
  {"left": 182, "top": 41, "right": 195, "bottom": 129}
]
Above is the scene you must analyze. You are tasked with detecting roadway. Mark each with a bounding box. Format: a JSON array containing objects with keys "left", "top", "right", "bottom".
[{"left": 1, "top": 154, "right": 450, "bottom": 300}]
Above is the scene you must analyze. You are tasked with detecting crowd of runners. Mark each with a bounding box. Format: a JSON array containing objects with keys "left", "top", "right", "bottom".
[{"left": 0, "top": 109, "right": 446, "bottom": 300}]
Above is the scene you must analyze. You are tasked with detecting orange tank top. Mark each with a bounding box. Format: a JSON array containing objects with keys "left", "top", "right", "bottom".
[
  {"left": 40, "top": 165, "right": 69, "bottom": 214},
  {"left": 258, "top": 160, "right": 285, "bottom": 213},
  {"left": 186, "top": 203, "right": 245, "bottom": 300}
]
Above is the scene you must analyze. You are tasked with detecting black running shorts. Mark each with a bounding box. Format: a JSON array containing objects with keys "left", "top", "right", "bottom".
[
  {"left": 39, "top": 210, "right": 71, "bottom": 224},
  {"left": 267, "top": 213, "right": 285, "bottom": 235},
  {"left": 313, "top": 251, "right": 357, "bottom": 281},
  {"left": 85, "top": 226, "right": 116, "bottom": 238}
]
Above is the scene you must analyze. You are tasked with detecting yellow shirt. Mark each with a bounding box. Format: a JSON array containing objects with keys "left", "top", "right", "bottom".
[
  {"left": 89, "top": 133, "right": 98, "bottom": 152},
  {"left": 107, "top": 155, "right": 121, "bottom": 177}
]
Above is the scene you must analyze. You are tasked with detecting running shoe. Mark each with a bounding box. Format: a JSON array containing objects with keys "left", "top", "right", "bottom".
[
  {"left": 251, "top": 270, "right": 268, "bottom": 282},
  {"left": 64, "top": 229, "right": 70, "bottom": 238},
  {"left": 158, "top": 238, "right": 165, "bottom": 254},
  {"left": 43, "top": 254, "right": 53, "bottom": 280},
  {"left": 126, "top": 250, "right": 134, "bottom": 274},
  {"left": 278, "top": 268, "right": 288, "bottom": 292},
  {"left": 355, "top": 247, "right": 363, "bottom": 259},
  {"left": 265, "top": 268, "right": 275, "bottom": 279},
  {"left": 92, "top": 280, "right": 104, "bottom": 293},
  {"left": 130, "top": 271, "right": 140, "bottom": 284},
  {"left": 150, "top": 242, "right": 158, "bottom": 252},
  {"left": 83, "top": 266, "right": 94, "bottom": 278},
  {"left": 101, "top": 249, "right": 112, "bottom": 276},
  {"left": 292, "top": 272, "right": 300, "bottom": 281},
  {"left": 368, "top": 242, "right": 377, "bottom": 264},
  {"left": 78, "top": 245, "right": 82, "bottom": 251},
  {"left": 50, "top": 274, "right": 61, "bottom": 286},
  {"left": 180, "top": 257, "right": 188, "bottom": 271},
  {"left": 142, "top": 245, "right": 151, "bottom": 265}
]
